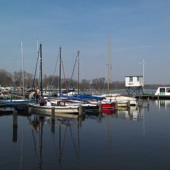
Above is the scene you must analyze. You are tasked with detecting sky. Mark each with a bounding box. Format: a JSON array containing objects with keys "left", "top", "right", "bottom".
[{"left": 0, "top": 0, "right": 170, "bottom": 84}]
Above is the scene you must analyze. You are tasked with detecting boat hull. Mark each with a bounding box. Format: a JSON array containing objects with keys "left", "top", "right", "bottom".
[
  {"left": 102, "top": 102, "right": 115, "bottom": 109},
  {"left": 29, "top": 103, "right": 79, "bottom": 117}
]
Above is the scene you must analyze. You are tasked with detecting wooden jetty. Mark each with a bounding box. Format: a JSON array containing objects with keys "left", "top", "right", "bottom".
[{"left": 135, "top": 94, "right": 170, "bottom": 100}]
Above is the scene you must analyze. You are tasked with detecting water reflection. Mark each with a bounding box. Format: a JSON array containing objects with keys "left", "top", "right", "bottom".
[
  {"left": 1, "top": 100, "right": 170, "bottom": 169},
  {"left": 155, "top": 100, "right": 170, "bottom": 110},
  {"left": 85, "top": 106, "right": 144, "bottom": 122},
  {"left": 27, "top": 115, "right": 81, "bottom": 169},
  {"left": 117, "top": 106, "right": 143, "bottom": 121}
]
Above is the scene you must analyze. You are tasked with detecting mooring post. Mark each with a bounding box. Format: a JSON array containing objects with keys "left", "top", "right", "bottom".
[
  {"left": 13, "top": 110, "right": 18, "bottom": 143},
  {"left": 13, "top": 110, "right": 18, "bottom": 127},
  {"left": 115, "top": 102, "right": 118, "bottom": 110},
  {"left": 51, "top": 107, "right": 55, "bottom": 133},
  {"left": 79, "top": 103, "right": 82, "bottom": 116},
  {"left": 98, "top": 101, "right": 102, "bottom": 113},
  {"left": 78, "top": 116, "right": 82, "bottom": 127},
  {"left": 51, "top": 107, "right": 55, "bottom": 121},
  {"left": 147, "top": 97, "right": 150, "bottom": 107},
  {"left": 127, "top": 100, "right": 130, "bottom": 108}
]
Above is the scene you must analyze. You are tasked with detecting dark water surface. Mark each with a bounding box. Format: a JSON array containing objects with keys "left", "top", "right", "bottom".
[{"left": 0, "top": 100, "right": 170, "bottom": 170}]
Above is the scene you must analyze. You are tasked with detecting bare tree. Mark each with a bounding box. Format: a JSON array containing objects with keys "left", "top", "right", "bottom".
[{"left": 0, "top": 69, "right": 13, "bottom": 86}]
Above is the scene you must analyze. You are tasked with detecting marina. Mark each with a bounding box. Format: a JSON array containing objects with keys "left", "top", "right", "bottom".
[{"left": 1, "top": 1, "right": 170, "bottom": 169}]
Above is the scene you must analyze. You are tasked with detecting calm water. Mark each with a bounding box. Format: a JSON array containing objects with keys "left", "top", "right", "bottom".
[{"left": 1, "top": 100, "right": 170, "bottom": 170}]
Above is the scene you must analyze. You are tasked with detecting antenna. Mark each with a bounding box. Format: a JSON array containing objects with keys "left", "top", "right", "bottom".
[{"left": 139, "top": 58, "right": 145, "bottom": 90}]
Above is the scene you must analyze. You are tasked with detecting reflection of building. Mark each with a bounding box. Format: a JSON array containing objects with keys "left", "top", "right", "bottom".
[
  {"left": 125, "top": 76, "right": 144, "bottom": 95},
  {"left": 155, "top": 100, "right": 170, "bottom": 110},
  {"left": 117, "top": 106, "right": 143, "bottom": 121}
]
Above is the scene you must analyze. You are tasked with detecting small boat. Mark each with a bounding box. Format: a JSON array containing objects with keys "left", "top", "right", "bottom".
[
  {"left": 101, "top": 93, "right": 137, "bottom": 106},
  {"left": 1, "top": 99, "right": 35, "bottom": 106},
  {"left": 101, "top": 101, "right": 115, "bottom": 110},
  {"left": 49, "top": 97, "right": 99, "bottom": 112},
  {"left": 155, "top": 87, "right": 170, "bottom": 96},
  {"left": 29, "top": 101, "right": 80, "bottom": 118}
]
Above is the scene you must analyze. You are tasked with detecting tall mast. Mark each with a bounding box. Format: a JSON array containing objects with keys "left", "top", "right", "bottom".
[
  {"left": 77, "top": 51, "right": 80, "bottom": 94},
  {"left": 21, "top": 41, "right": 25, "bottom": 98},
  {"left": 40, "top": 43, "right": 43, "bottom": 96},
  {"left": 108, "top": 36, "right": 111, "bottom": 93},
  {"left": 59, "top": 47, "right": 61, "bottom": 94},
  {"left": 37, "top": 40, "right": 40, "bottom": 88}
]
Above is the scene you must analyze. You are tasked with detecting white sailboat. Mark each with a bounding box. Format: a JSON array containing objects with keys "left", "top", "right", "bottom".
[
  {"left": 2, "top": 41, "right": 35, "bottom": 106},
  {"left": 29, "top": 45, "right": 80, "bottom": 117},
  {"left": 101, "top": 36, "right": 137, "bottom": 107}
]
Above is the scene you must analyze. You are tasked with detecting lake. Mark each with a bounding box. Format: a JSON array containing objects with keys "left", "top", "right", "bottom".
[{"left": 0, "top": 100, "right": 170, "bottom": 170}]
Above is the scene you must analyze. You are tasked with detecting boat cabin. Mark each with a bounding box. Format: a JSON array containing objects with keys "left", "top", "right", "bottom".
[
  {"left": 125, "top": 76, "right": 144, "bottom": 87},
  {"left": 155, "top": 87, "right": 170, "bottom": 96}
]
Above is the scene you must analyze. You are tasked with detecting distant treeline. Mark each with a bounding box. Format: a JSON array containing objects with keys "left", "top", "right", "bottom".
[{"left": 0, "top": 69, "right": 169, "bottom": 90}]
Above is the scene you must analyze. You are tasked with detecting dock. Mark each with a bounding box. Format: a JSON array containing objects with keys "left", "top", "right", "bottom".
[{"left": 135, "top": 94, "right": 170, "bottom": 100}]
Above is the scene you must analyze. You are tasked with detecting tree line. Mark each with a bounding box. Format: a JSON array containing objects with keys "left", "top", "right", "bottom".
[
  {"left": 1, "top": 69, "right": 164, "bottom": 90},
  {"left": 0, "top": 69, "right": 126, "bottom": 90}
]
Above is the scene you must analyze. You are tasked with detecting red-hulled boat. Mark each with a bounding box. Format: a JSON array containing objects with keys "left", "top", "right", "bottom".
[
  {"left": 102, "top": 102, "right": 115, "bottom": 114},
  {"left": 102, "top": 102, "right": 115, "bottom": 110}
]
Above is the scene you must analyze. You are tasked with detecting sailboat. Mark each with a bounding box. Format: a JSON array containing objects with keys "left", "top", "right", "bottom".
[
  {"left": 2, "top": 41, "right": 35, "bottom": 107},
  {"left": 55, "top": 50, "right": 101, "bottom": 112},
  {"left": 29, "top": 45, "right": 80, "bottom": 118},
  {"left": 101, "top": 36, "right": 116, "bottom": 113},
  {"left": 101, "top": 37, "right": 137, "bottom": 112}
]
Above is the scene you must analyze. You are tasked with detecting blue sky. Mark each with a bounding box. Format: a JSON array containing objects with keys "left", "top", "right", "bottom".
[{"left": 1, "top": 0, "right": 170, "bottom": 84}]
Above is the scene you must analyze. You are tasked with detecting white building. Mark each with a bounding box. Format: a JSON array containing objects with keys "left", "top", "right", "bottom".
[{"left": 125, "top": 76, "right": 144, "bottom": 95}]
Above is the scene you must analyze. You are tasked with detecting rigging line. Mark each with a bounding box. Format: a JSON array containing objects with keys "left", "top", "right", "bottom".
[
  {"left": 32, "top": 47, "right": 40, "bottom": 89},
  {"left": 61, "top": 58, "right": 68, "bottom": 89},
  {"left": 79, "top": 59, "right": 88, "bottom": 89},
  {"left": 69, "top": 126, "right": 79, "bottom": 160},
  {"left": 69, "top": 54, "right": 78, "bottom": 88},
  {"left": 50, "top": 49, "right": 60, "bottom": 88}
]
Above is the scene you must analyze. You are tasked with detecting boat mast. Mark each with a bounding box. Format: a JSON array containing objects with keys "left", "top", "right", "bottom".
[
  {"left": 108, "top": 36, "right": 111, "bottom": 93},
  {"left": 37, "top": 40, "right": 40, "bottom": 89},
  {"left": 142, "top": 58, "right": 145, "bottom": 91},
  {"left": 40, "top": 43, "right": 43, "bottom": 96},
  {"left": 77, "top": 51, "right": 80, "bottom": 94},
  {"left": 21, "top": 41, "right": 25, "bottom": 98},
  {"left": 59, "top": 47, "right": 61, "bottom": 94}
]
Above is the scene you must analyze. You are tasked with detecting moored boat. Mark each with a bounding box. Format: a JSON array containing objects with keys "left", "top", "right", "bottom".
[
  {"left": 1, "top": 99, "right": 35, "bottom": 105},
  {"left": 101, "top": 93, "right": 137, "bottom": 106},
  {"left": 29, "top": 103, "right": 79, "bottom": 118},
  {"left": 155, "top": 87, "right": 170, "bottom": 96}
]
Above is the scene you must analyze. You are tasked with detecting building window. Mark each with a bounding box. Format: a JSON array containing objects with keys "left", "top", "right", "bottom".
[
  {"left": 160, "top": 88, "right": 165, "bottom": 93},
  {"left": 137, "top": 77, "right": 140, "bottom": 81},
  {"left": 129, "top": 77, "right": 133, "bottom": 82},
  {"left": 166, "top": 88, "right": 170, "bottom": 93}
]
